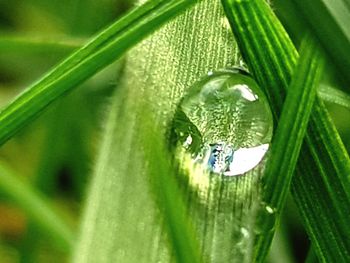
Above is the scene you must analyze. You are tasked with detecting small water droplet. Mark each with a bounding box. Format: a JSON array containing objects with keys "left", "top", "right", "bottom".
[
  {"left": 171, "top": 68, "right": 273, "bottom": 176},
  {"left": 207, "top": 70, "right": 214, "bottom": 76},
  {"left": 265, "top": 205, "right": 276, "bottom": 214},
  {"left": 240, "top": 227, "right": 250, "bottom": 238}
]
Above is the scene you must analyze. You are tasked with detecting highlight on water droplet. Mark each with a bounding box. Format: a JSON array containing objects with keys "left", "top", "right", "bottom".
[
  {"left": 171, "top": 68, "right": 273, "bottom": 177},
  {"left": 265, "top": 205, "right": 276, "bottom": 214}
]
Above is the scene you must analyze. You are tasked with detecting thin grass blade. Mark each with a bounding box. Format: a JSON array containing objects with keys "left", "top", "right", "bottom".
[
  {"left": 292, "top": 0, "right": 350, "bottom": 87},
  {"left": 255, "top": 35, "right": 325, "bottom": 260},
  {"left": 318, "top": 85, "right": 350, "bottom": 110},
  {"left": 0, "top": 0, "right": 197, "bottom": 146},
  {"left": 140, "top": 108, "right": 202, "bottom": 263},
  {"left": 0, "top": 35, "right": 82, "bottom": 54},
  {"left": 221, "top": 0, "right": 350, "bottom": 261}
]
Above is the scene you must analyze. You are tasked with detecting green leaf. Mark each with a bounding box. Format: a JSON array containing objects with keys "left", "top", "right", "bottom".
[
  {"left": 305, "top": 247, "right": 318, "bottom": 263},
  {"left": 292, "top": 0, "right": 350, "bottom": 87},
  {"left": 0, "top": 0, "right": 197, "bottom": 146},
  {"left": 74, "top": 1, "right": 261, "bottom": 262},
  {"left": 140, "top": 107, "right": 202, "bottom": 263},
  {"left": 0, "top": 34, "right": 82, "bottom": 54},
  {"left": 221, "top": 0, "right": 350, "bottom": 262},
  {"left": 255, "top": 35, "right": 325, "bottom": 260},
  {"left": 0, "top": 162, "right": 74, "bottom": 252},
  {"left": 270, "top": 0, "right": 304, "bottom": 46},
  {"left": 267, "top": 223, "right": 296, "bottom": 263},
  {"left": 318, "top": 84, "right": 350, "bottom": 110},
  {"left": 33, "top": 91, "right": 92, "bottom": 199}
]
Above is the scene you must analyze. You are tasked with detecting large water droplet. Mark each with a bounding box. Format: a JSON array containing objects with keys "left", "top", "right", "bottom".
[{"left": 171, "top": 68, "right": 273, "bottom": 176}]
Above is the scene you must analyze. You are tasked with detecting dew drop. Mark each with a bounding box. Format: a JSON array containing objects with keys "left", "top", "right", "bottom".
[
  {"left": 171, "top": 68, "right": 273, "bottom": 176},
  {"left": 240, "top": 227, "right": 250, "bottom": 239},
  {"left": 265, "top": 205, "right": 276, "bottom": 214}
]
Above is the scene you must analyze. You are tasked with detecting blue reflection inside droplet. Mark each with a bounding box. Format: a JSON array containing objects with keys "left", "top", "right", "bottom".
[{"left": 206, "top": 143, "right": 234, "bottom": 174}]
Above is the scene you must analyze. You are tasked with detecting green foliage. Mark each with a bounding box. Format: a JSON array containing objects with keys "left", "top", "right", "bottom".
[
  {"left": 0, "top": 162, "right": 74, "bottom": 251},
  {"left": 0, "top": 0, "right": 197, "bottom": 146},
  {"left": 73, "top": 1, "right": 260, "bottom": 262},
  {"left": 319, "top": 85, "right": 350, "bottom": 110},
  {"left": 254, "top": 35, "right": 325, "bottom": 261},
  {"left": 140, "top": 108, "right": 202, "bottom": 263},
  {"left": 221, "top": 0, "right": 350, "bottom": 262},
  {"left": 0, "top": 0, "right": 349, "bottom": 262},
  {"left": 292, "top": 0, "right": 350, "bottom": 87},
  {"left": 0, "top": 35, "right": 82, "bottom": 55}
]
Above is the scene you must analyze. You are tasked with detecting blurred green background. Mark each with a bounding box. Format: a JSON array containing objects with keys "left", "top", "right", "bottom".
[
  {"left": 0, "top": 1, "right": 349, "bottom": 262},
  {"left": 0, "top": 1, "right": 132, "bottom": 262}
]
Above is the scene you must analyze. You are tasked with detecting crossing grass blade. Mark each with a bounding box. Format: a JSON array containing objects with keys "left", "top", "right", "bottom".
[
  {"left": 254, "top": 35, "right": 325, "bottom": 261},
  {"left": 292, "top": 0, "right": 350, "bottom": 87},
  {"left": 0, "top": 35, "right": 82, "bottom": 54},
  {"left": 221, "top": 0, "right": 350, "bottom": 261},
  {"left": 0, "top": 0, "right": 197, "bottom": 146},
  {"left": 140, "top": 108, "right": 202, "bottom": 263},
  {"left": 318, "top": 85, "right": 350, "bottom": 110}
]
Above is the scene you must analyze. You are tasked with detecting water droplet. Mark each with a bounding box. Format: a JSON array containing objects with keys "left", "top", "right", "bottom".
[
  {"left": 240, "top": 227, "right": 250, "bottom": 238},
  {"left": 171, "top": 68, "right": 273, "bottom": 176},
  {"left": 265, "top": 205, "right": 276, "bottom": 214}
]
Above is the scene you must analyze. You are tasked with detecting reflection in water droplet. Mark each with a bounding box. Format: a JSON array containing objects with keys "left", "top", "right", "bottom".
[{"left": 171, "top": 68, "right": 273, "bottom": 176}]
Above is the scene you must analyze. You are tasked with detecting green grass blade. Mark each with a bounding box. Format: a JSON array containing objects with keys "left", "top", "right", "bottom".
[
  {"left": 0, "top": 35, "right": 82, "bottom": 54},
  {"left": 292, "top": 0, "right": 350, "bottom": 86},
  {"left": 140, "top": 108, "right": 202, "bottom": 263},
  {"left": 254, "top": 35, "right": 325, "bottom": 261},
  {"left": 33, "top": 93, "right": 91, "bottom": 199},
  {"left": 268, "top": 224, "right": 296, "bottom": 263},
  {"left": 221, "top": 0, "right": 350, "bottom": 261},
  {"left": 305, "top": 247, "right": 318, "bottom": 263},
  {"left": 292, "top": 103, "right": 350, "bottom": 262},
  {"left": 74, "top": 0, "right": 260, "bottom": 262},
  {"left": 0, "top": 0, "right": 197, "bottom": 146},
  {"left": 271, "top": 0, "right": 304, "bottom": 46},
  {"left": 0, "top": 162, "right": 74, "bottom": 252},
  {"left": 318, "top": 85, "right": 350, "bottom": 110}
]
